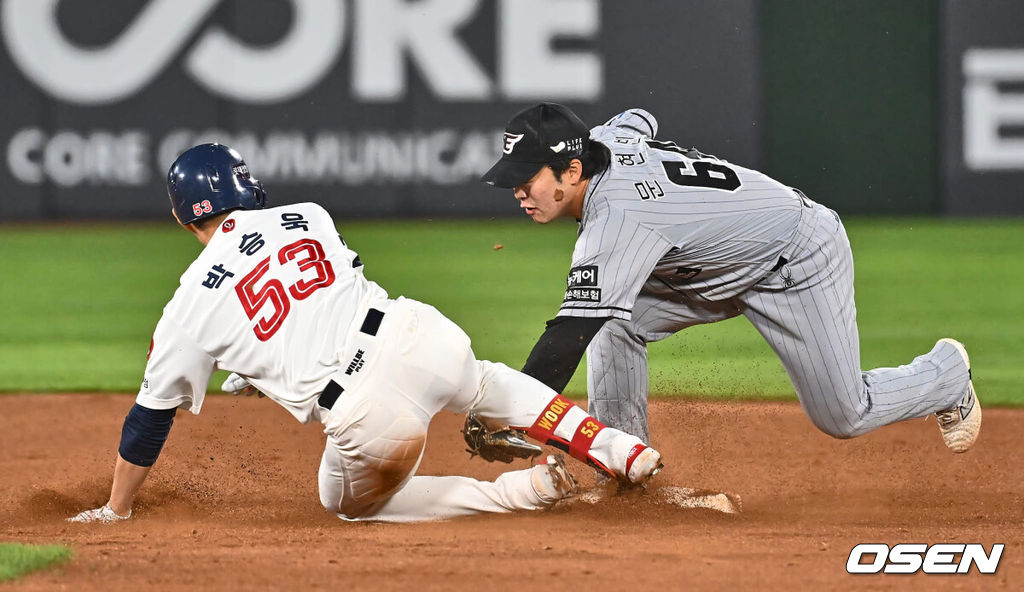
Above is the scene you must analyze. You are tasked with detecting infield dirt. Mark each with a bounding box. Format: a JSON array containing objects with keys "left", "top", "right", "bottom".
[{"left": 2, "top": 394, "right": 1020, "bottom": 590}]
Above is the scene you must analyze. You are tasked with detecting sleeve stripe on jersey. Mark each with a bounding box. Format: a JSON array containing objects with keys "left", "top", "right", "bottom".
[
  {"left": 617, "top": 124, "right": 648, "bottom": 136},
  {"left": 632, "top": 111, "right": 656, "bottom": 136},
  {"left": 560, "top": 305, "right": 631, "bottom": 313}
]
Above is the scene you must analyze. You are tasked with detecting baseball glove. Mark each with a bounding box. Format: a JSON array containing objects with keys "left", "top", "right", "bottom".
[{"left": 462, "top": 413, "right": 542, "bottom": 463}]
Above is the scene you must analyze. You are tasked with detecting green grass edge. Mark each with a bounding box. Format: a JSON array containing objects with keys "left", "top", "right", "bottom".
[
  {"left": 1, "top": 218, "right": 1021, "bottom": 406},
  {"left": 0, "top": 543, "right": 73, "bottom": 583}
]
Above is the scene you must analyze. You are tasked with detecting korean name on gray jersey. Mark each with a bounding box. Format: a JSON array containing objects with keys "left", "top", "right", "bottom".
[{"left": 562, "top": 116, "right": 810, "bottom": 320}]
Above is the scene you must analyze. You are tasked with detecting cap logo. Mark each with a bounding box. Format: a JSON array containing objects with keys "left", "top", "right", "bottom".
[
  {"left": 502, "top": 132, "right": 524, "bottom": 154},
  {"left": 550, "top": 137, "right": 583, "bottom": 155}
]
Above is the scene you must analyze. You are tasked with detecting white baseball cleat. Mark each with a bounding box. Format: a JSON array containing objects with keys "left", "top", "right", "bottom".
[
  {"left": 626, "top": 445, "right": 663, "bottom": 484},
  {"left": 68, "top": 503, "right": 131, "bottom": 524},
  {"left": 934, "top": 338, "right": 981, "bottom": 453},
  {"left": 531, "top": 454, "right": 579, "bottom": 503}
]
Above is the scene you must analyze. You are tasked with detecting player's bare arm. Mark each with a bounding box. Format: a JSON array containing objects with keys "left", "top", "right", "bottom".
[
  {"left": 69, "top": 403, "right": 175, "bottom": 523},
  {"left": 107, "top": 455, "right": 152, "bottom": 515}
]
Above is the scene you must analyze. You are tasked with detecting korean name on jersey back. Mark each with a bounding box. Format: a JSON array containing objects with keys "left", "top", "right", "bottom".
[{"left": 564, "top": 265, "right": 601, "bottom": 303}]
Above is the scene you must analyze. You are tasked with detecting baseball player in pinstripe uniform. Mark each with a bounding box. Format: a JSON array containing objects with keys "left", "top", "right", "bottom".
[
  {"left": 481, "top": 102, "right": 980, "bottom": 457},
  {"left": 68, "top": 143, "right": 662, "bottom": 524}
]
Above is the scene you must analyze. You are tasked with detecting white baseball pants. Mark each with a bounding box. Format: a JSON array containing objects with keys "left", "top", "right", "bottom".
[{"left": 317, "top": 297, "right": 645, "bottom": 522}]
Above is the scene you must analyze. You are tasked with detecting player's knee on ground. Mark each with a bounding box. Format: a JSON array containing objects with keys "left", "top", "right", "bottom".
[
  {"left": 319, "top": 418, "right": 427, "bottom": 518},
  {"left": 320, "top": 448, "right": 424, "bottom": 518}
]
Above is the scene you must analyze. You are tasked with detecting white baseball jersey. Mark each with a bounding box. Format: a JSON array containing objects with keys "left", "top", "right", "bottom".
[
  {"left": 134, "top": 202, "right": 654, "bottom": 523},
  {"left": 558, "top": 119, "right": 809, "bottom": 321},
  {"left": 136, "top": 203, "right": 386, "bottom": 423}
]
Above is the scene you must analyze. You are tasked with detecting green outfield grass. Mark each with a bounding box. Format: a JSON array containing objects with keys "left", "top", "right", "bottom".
[
  {"left": 0, "top": 543, "right": 72, "bottom": 582},
  {"left": 0, "top": 218, "right": 1020, "bottom": 405}
]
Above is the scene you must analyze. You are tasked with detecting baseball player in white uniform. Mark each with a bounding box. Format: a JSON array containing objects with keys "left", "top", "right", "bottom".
[
  {"left": 480, "top": 103, "right": 980, "bottom": 456},
  {"left": 69, "top": 143, "right": 662, "bottom": 524}
]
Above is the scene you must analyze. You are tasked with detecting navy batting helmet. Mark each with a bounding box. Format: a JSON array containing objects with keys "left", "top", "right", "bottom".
[{"left": 167, "top": 143, "right": 267, "bottom": 225}]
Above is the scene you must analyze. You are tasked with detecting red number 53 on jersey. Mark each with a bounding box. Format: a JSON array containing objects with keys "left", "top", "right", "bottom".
[{"left": 235, "top": 238, "right": 336, "bottom": 341}]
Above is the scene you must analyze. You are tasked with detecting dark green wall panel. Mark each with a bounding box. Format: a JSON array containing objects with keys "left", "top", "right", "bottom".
[{"left": 763, "top": 1, "right": 938, "bottom": 214}]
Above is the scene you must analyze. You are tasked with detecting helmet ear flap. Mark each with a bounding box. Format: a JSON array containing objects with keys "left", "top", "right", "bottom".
[{"left": 251, "top": 181, "right": 267, "bottom": 208}]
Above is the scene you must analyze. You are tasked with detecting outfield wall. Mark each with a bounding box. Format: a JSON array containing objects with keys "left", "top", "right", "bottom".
[
  {"left": 0, "top": 1, "right": 1020, "bottom": 220},
  {"left": 939, "top": 0, "right": 1024, "bottom": 216},
  {"left": 762, "top": 1, "right": 938, "bottom": 215}
]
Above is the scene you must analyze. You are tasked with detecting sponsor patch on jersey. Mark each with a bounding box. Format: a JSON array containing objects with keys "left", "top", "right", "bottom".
[
  {"left": 563, "top": 288, "right": 602, "bottom": 303},
  {"left": 567, "top": 265, "right": 598, "bottom": 288},
  {"left": 222, "top": 219, "right": 235, "bottom": 233}
]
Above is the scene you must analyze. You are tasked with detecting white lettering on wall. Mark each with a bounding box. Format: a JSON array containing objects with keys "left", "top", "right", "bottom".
[
  {"left": 185, "top": 0, "right": 345, "bottom": 103},
  {"left": 8, "top": 128, "right": 149, "bottom": 186},
  {"left": 963, "top": 48, "right": 1024, "bottom": 170},
  {"left": 7, "top": 127, "right": 500, "bottom": 188},
  {"left": 499, "top": 0, "right": 602, "bottom": 100},
  {"left": 1, "top": 0, "right": 602, "bottom": 104},
  {"left": 353, "top": 0, "right": 490, "bottom": 100}
]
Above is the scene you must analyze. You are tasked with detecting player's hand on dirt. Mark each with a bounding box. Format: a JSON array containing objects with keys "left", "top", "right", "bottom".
[
  {"left": 221, "top": 372, "right": 264, "bottom": 398},
  {"left": 68, "top": 503, "right": 131, "bottom": 524}
]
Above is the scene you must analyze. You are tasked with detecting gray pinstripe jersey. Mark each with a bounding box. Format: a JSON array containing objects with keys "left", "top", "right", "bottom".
[
  {"left": 575, "top": 110, "right": 972, "bottom": 449},
  {"left": 558, "top": 121, "right": 808, "bottom": 321}
]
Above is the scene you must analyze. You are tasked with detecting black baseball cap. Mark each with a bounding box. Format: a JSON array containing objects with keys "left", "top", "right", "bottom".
[{"left": 480, "top": 102, "right": 590, "bottom": 188}]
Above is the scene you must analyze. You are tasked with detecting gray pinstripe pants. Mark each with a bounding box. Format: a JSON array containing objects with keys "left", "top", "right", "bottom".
[{"left": 587, "top": 203, "right": 971, "bottom": 443}]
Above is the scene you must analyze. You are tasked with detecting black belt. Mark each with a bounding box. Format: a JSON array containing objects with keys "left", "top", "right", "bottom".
[
  {"left": 318, "top": 380, "right": 345, "bottom": 410},
  {"left": 771, "top": 255, "right": 789, "bottom": 272},
  {"left": 360, "top": 308, "right": 385, "bottom": 336},
  {"left": 317, "top": 308, "right": 384, "bottom": 410}
]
